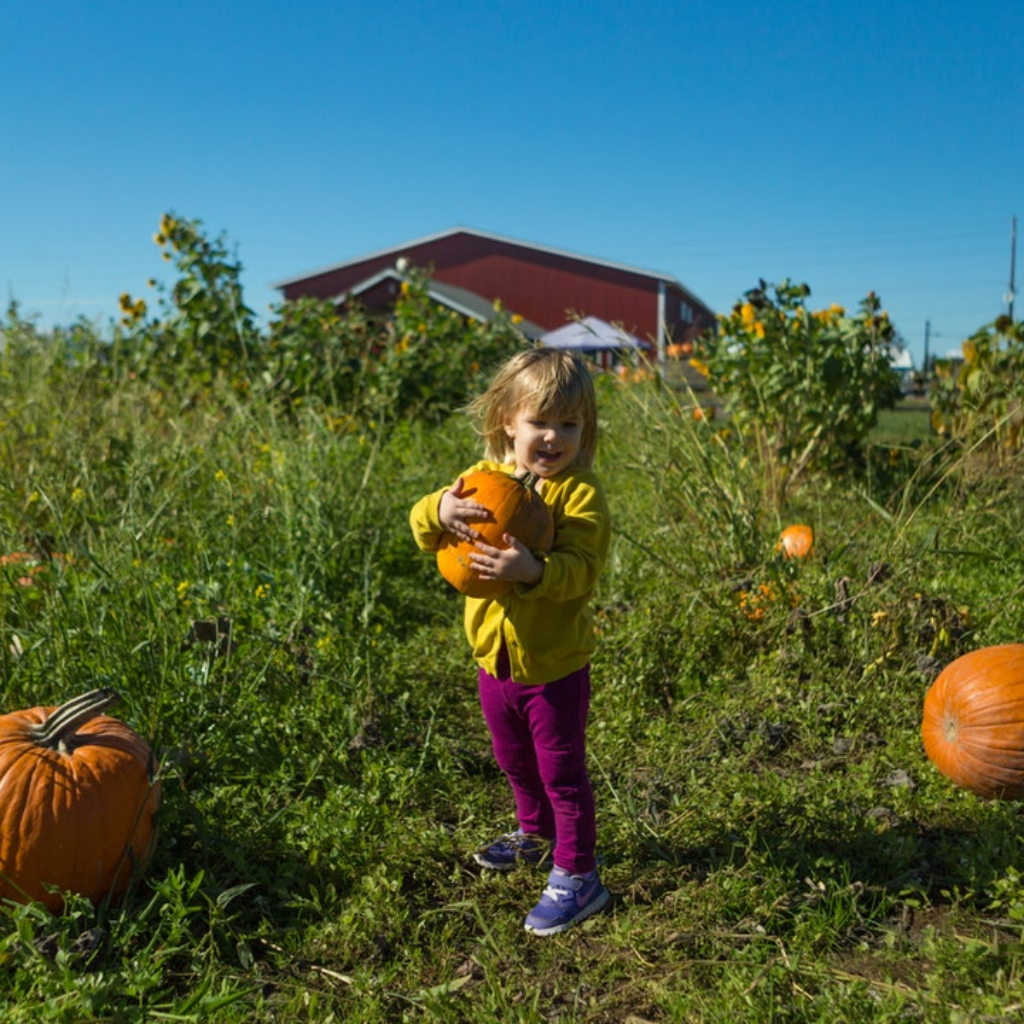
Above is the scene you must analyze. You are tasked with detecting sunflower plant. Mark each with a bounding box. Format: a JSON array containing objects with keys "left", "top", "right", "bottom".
[
  {"left": 117, "top": 213, "right": 259, "bottom": 400},
  {"left": 695, "top": 279, "right": 902, "bottom": 502},
  {"left": 929, "top": 315, "right": 1024, "bottom": 462}
]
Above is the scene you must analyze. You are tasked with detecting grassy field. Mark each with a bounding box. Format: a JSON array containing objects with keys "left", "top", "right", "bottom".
[
  {"left": 2, "top": 348, "right": 1024, "bottom": 1022},
  {"left": 870, "top": 398, "right": 933, "bottom": 446}
]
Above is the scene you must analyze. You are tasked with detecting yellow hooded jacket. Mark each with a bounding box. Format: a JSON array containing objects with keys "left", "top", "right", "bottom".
[{"left": 409, "top": 460, "right": 611, "bottom": 685}]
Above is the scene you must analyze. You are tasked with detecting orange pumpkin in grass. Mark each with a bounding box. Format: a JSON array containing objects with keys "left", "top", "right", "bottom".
[
  {"left": 777, "top": 524, "right": 814, "bottom": 560},
  {"left": 921, "top": 644, "right": 1024, "bottom": 800},
  {"left": 0, "top": 688, "right": 161, "bottom": 909},
  {"left": 436, "top": 469, "right": 554, "bottom": 598},
  {"left": 1, "top": 551, "right": 76, "bottom": 588}
]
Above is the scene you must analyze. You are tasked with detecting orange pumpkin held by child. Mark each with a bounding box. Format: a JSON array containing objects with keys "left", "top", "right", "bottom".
[
  {"left": 437, "top": 468, "right": 554, "bottom": 599},
  {"left": 0, "top": 688, "right": 161, "bottom": 910},
  {"left": 921, "top": 644, "right": 1024, "bottom": 799},
  {"left": 777, "top": 524, "right": 814, "bottom": 560}
]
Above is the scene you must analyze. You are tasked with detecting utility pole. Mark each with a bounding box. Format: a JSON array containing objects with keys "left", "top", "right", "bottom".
[
  {"left": 923, "top": 319, "right": 930, "bottom": 375},
  {"left": 1009, "top": 215, "right": 1017, "bottom": 321}
]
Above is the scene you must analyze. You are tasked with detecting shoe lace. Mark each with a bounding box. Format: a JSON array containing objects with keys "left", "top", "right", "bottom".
[
  {"left": 541, "top": 872, "right": 580, "bottom": 904},
  {"left": 507, "top": 832, "right": 549, "bottom": 854},
  {"left": 503, "top": 832, "right": 535, "bottom": 852}
]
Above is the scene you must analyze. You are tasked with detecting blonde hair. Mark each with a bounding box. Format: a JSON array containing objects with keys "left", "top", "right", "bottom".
[{"left": 466, "top": 347, "right": 599, "bottom": 468}]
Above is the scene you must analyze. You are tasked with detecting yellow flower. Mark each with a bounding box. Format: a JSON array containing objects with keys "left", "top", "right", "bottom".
[
  {"left": 754, "top": 322, "right": 766, "bottom": 339},
  {"left": 813, "top": 303, "right": 845, "bottom": 324},
  {"left": 255, "top": 583, "right": 270, "bottom": 599},
  {"left": 215, "top": 469, "right": 228, "bottom": 483},
  {"left": 176, "top": 581, "right": 190, "bottom": 599},
  {"left": 226, "top": 513, "right": 235, "bottom": 527},
  {"left": 740, "top": 302, "right": 756, "bottom": 328},
  {"left": 71, "top": 487, "right": 86, "bottom": 504}
]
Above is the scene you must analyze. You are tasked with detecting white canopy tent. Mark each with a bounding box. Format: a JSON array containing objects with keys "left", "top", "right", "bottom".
[{"left": 539, "top": 315, "right": 645, "bottom": 352}]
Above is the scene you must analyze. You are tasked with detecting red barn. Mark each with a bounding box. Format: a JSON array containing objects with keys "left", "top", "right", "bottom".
[{"left": 271, "top": 226, "right": 715, "bottom": 360}]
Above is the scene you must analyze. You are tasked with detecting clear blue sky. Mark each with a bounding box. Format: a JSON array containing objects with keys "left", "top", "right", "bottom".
[{"left": 4, "top": 0, "right": 1022, "bottom": 367}]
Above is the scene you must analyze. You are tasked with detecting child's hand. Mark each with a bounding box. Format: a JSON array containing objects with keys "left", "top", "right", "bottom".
[
  {"left": 438, "top": 477, "right": 491, "bottom": 543},
  {"left": 469, "top": 534, "right": 544, "bottom": 587}
]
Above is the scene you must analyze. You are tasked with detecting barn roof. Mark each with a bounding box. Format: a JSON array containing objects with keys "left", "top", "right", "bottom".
[
  {"left": 341, "top": 267, "right": 546, "bottom": 338},
  {"left": 271, "top": 225, "right": 697, "bottom": 300}
]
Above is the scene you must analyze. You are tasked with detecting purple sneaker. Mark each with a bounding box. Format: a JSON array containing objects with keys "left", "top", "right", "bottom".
[
  {"left": 473, "top": 830, "right": 553, "bottom": 871},
  {"left": 524, "top": 867, "right": 611, "bottom": 935}
]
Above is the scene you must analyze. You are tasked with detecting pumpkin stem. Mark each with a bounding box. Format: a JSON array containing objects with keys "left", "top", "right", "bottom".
[
  {"left": 516, "top": 472, "right": 542, "bottom": 492},
  {"left": 28, "top": 687, "right": 123, "bottom": 754}
]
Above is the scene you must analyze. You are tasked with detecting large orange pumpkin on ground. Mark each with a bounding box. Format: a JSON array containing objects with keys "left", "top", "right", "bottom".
[
  {"left": 777, "top": 524, "right": 814, "bottom": 560},
  {"left": 0, "top": 688, "right": 161, "bottom": 910},
  {"left": 437, "top": 469, "right": 554, "bottom": 598},
  {"left": 921, "top": 644, "right": 1024, "bottom": 799}
]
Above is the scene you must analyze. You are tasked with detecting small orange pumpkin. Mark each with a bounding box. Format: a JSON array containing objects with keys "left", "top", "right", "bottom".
[
  {"left": 1, "top": 551, "right": 75, "bottom": 588},
  {"left": 921, "top": 644, "right": 1024, "bottom": 799},
  {"left": 777, "top": 524, "right": 814, "bottom": 560},
  {"left": 0, "top": 688, "right": 161, "bottom": 909},
  {"left": 436, "top": 469, "right": 554, "bottom": 598}
]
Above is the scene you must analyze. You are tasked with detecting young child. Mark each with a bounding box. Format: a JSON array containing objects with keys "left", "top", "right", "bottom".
[{"left": 409, "top": 347, "right": 612, "bottom": 936}]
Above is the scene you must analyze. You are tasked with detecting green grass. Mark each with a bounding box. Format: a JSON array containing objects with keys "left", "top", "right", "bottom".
[
  {"left": 2, "top": 356, "right": 1024, "bottom": 1022},
  {"left": 870, "top": 398, "right": 933, "bottom": 446}
]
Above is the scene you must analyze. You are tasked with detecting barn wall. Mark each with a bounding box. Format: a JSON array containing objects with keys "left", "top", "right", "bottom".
[{"left": 278, "top": 231, "right": 714, "bottom": 343}]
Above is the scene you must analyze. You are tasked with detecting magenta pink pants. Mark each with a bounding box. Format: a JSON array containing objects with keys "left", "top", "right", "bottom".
[{"left": 477, "top": 659, "right": 597, "bottom": 875}]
